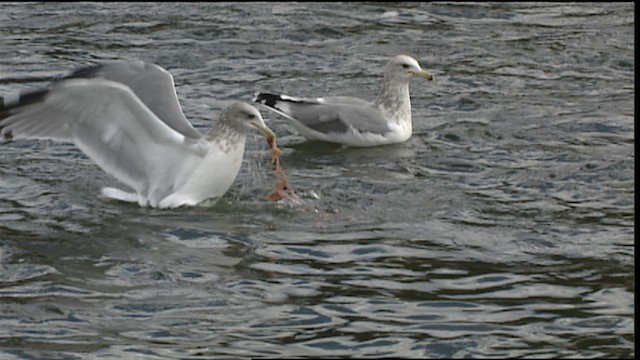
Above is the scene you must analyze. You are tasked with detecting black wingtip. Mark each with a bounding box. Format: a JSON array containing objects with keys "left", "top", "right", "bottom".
[
  {"left": 0, "top": 108, "right": 13, "bottom": 140},
  {"left": 1, "top": 88, "right": 49, "bottom": 141},
  {"left": 0, "top": 88, "right": 49, "bottom": 115},
  {"left": 253, "top": 92, "right": 282, "bottom": 108}
]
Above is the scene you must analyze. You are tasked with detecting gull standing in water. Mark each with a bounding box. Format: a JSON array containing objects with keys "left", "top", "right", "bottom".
[
  {"left": 0, "top": 61, "right": 276, "bottom": 209},
  {"left": 254, "top": 55, "right": 433, "bottom": 147}
]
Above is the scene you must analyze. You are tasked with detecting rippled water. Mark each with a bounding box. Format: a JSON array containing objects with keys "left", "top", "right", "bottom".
[{"left": 0, "top": 2, "right": 634, "bottom": 359}]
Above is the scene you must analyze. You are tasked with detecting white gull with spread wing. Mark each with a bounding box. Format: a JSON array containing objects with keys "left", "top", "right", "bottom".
[{"left": 0, "top": 61, "right": 275, "bottom": 209}]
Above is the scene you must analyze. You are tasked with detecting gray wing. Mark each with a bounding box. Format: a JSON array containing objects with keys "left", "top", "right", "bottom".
[
  {"left": 254, "top": 93, "right": 391, "bottom": 135},
  {"left": 64, "top": 60, "right": 203, "bottom": 139},
  {"left": 0, "top": 78, "right": 208, "bottom": 201}
]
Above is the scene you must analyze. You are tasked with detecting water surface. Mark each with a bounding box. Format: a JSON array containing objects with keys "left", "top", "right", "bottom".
[{"left": 0, "top": 2, "right": 634, "bottom": 358}]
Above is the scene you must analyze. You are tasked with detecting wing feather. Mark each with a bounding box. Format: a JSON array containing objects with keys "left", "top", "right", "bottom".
[
  {"left": 254, "top": 93, "right": 391, "bottom": 135},
  {"left": 64, "top": 61, "right": 203, "bottom": 139},
  {"left": 0, "top": 79, "right": 208, "bottom": 202}
]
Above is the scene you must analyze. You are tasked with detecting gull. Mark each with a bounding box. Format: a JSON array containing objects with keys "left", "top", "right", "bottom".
[
  {"left": 0, "top": 61, "right": 276, "bottom": 209},
  {"left": 253, "top": 55, "right": 433, "bottom": 147}
]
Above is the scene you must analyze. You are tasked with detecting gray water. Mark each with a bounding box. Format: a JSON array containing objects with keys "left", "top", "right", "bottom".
[{"left": 0, "top": 2, "right": 634, "bottom": 359}]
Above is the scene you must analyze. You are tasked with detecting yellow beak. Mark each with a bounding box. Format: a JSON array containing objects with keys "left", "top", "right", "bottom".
[
  {"left": 411, "top": 69, "right": 434, "bottom": 81},
  {"left": 252, "top": 123, "right": 276, "bottom": 140}
]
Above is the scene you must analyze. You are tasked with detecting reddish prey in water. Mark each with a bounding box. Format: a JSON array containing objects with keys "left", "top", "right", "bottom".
[{"left": 265, "top": 134, "right": 297, "bottom": 201}]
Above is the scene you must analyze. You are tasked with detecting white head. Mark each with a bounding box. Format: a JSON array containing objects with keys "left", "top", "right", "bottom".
[
  {"left": 384, "top": 55, "right": 434, "bottom": 82},
  {"left": 220, "top": 102, "right": 275, "bottom": 138}
]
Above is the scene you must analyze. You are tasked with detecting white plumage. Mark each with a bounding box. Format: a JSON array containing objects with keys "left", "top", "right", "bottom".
[
  {"left": 254, "top": 55, "right": 433, "bottom": 147},
  {"left": 0, "top": 61, "right": 275, "bottom": 209}
]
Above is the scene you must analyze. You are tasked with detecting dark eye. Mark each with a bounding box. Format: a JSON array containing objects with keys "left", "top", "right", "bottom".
[
  {"left": 247, "top": 113, "right": 256, "bottom": 120},
  {"left": 401, "top": 64, "right": 410, "bottom": 69}
]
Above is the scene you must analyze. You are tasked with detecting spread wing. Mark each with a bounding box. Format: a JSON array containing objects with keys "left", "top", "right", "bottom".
[
  {"left": 0, "top": 78, "right": 209, "bottom": 200},
  {"left": 63, "top": 60, "right": 203, "bottom": 139}
]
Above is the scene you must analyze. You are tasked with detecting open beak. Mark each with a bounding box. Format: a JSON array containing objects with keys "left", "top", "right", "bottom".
[
  {"left": 411, "top": 69, "right": 434, "bottom": 81},
  {"left": 252, "top": 122, "right": 276, "bottom": 140}
]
